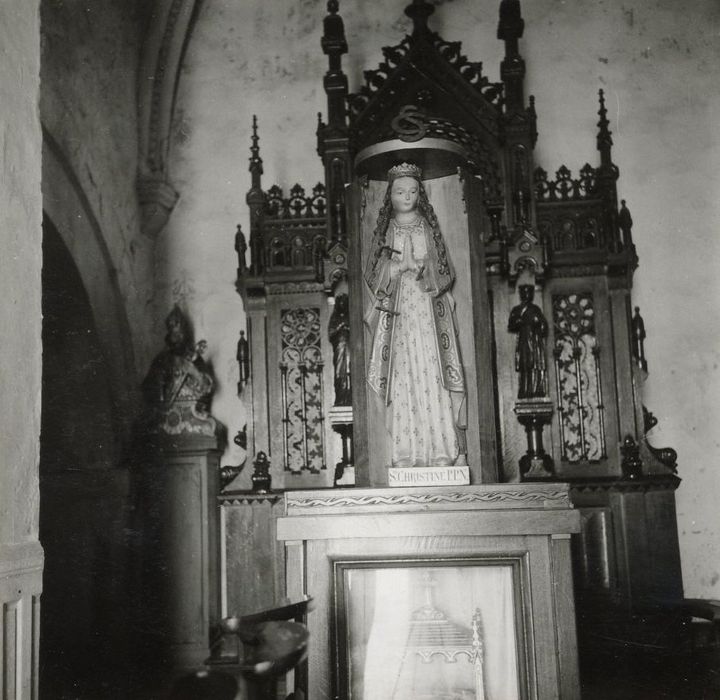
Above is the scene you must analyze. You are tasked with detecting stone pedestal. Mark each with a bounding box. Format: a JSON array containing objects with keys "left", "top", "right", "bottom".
[{"left": 134, "top": 433, "right": 222, "bottom": 675}]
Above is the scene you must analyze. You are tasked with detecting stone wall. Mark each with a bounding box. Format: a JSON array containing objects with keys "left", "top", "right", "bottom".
[
  {"left": 167, "top": 0, "right": 720, "bottom": 598},
  {"left": 40, "top": 0, "right": 155, "bottom": 423},
  {"left": 38, "top": 2, "right": 151, "bottom": 693},
  {"left": 0, "top": 0, "right": 42, "bottom": 551},
  {"left": 0, "top": 1, "right": 44, "bottom": 696}
]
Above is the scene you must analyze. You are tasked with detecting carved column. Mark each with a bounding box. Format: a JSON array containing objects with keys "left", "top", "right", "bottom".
[{"left": 244, "top": 295, "right": 269, "bottom": 460}]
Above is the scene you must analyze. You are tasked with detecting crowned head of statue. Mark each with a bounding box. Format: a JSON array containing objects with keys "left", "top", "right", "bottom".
[{"left": 388, "top": 162, "right": 423, "bottom": 221}]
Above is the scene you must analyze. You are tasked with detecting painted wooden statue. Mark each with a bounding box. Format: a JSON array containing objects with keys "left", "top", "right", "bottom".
[
  {"left": 364, "top": 162, "right": 466, "bottom": 467},
  {"left": 508, "top": 284, "right": 548, "bottom": 399}
]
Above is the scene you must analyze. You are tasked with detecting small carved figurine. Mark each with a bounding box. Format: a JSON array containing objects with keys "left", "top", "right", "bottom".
[
  {"left": 508, "top": 284, "right": 548, "bottom": 399},
  {"left": 618, "top": 199, "right": 633, "bottom": 247},
  {"left": 632, "top": 306, "right": 648, "bottom": 373},
  {"left": 328, "top": 294, "right": 351, "bottom": 406},
  {"left": 235, "top": 224, "right": 247, "bottom": 273},
  {"left": 236, "top": 330, "right": 250, "bottom": 395}
]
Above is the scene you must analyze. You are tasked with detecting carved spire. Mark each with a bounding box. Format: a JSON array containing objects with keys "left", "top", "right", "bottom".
[
  {"left": 246, "top": 115, "right": 265, "bottom": 276},
  {"left": 594, "top": 90, "right": 620, "bottom": 253},
  {"left": 248, "top": 114, "right": 263, "bottom": 190},
  {"left": 497, "top": 0, "right": 526, "bottom": 113},
  {"left": 405, "top": 0, "right": 435, "bottom": 37},
  {"left": 596, "top": 88, "right": 614, "bottom": 168},
  {"left": 321, "top": 0, "right": 348, "bottom": 129}
]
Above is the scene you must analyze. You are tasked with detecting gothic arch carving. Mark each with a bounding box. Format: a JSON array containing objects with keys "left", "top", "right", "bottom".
[{"left": 137, "top": 0, "right": 201, "bottom": 238}]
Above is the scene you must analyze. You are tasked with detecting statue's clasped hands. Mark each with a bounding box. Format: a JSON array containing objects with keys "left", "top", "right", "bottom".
[{"left": 393, "top": 239, "right": 425, "bottom": 278}]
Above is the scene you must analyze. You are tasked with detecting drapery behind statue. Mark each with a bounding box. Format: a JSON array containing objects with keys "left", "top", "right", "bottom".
[{"left": 364, "top": 163, "right": 467, "bottom": 467}]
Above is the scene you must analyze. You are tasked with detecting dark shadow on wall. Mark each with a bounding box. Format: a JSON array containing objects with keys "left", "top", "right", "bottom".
[
  {"left": 40, "top": 215, "right": 118, "bottom": 474},
  {"left": 39, "top": 215, "right": 134, "bottom": 699}
]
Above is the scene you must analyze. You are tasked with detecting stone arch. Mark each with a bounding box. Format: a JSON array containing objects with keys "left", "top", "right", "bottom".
[
  {"left": 41, "top": 216, "right": 119, "bottom": 471},
  {"left": 42, "top": 126, "right": 137, "bottom": 441},
  {"left": 137, "top": 0, "right": 201, "bottom": 238}
]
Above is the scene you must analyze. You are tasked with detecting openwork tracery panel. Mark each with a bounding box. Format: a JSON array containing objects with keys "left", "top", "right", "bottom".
[
  {"left": 552, "top": 293, "right": 606, "bottom": 463},
  {"left": 280, "top": 307, "right": 326, "bottom": 473}
]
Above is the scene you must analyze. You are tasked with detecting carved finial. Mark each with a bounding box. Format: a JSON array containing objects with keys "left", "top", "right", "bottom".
[
  {"left": 498, "top": 0, "right": 525, "bottom": 111},
  {"left": 597, "top": 88, "right": 613, "bottom": 165},
  {"left": 249, "top": 115, "right": 263, "bottom": 185},
  {"left": 322, "top": 0, "right": 347, "bottom": 56},
  {"left": 598, "top": 89, "right": 608, "bottom": 128},
  {"left": 321, "top": 0, "right": 348, "bottom": 130},
  {"left": 405, "top": 0, "right": 435, "bottom": 37},
  {"left": 497, "top": 0, "right": 524, "bottom": 44}
]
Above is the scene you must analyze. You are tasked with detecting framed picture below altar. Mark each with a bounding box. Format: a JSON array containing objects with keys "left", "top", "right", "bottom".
[{"left": 332, "top": 557, "right": 528, "bottom": 700}]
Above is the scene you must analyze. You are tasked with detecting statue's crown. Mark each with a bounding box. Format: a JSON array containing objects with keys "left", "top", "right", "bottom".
[{"left": 388, "top": 162, "right": 422, "bottom": 181}]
